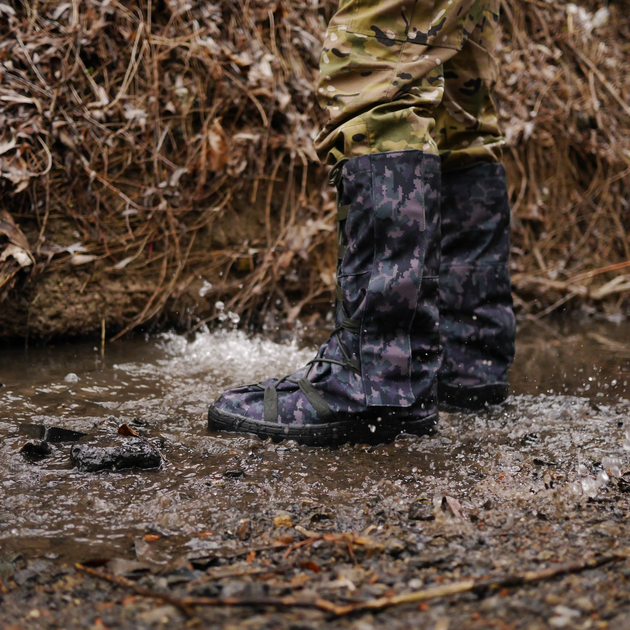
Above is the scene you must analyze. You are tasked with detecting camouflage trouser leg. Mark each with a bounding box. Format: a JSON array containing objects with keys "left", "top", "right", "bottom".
[
  {"left": 438, "top": 163, "right": 515, "bottom": 409},
  {"left": 434, "top": 0, "right": 503, "bottom": 170},
  {"left": 314, "top": 0, "right": 504, "bottom": 167},
  {"left": 434, "top": 1, "right": 515, "bottom": 408}
]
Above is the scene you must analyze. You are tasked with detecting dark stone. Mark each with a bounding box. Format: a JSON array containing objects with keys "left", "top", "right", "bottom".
[
  {"left": 236, "top": 518, "right": 251, "bottom": 541},
  {"left": 385, "top": 538, "right": 405, "bottom": 556},
  {"left": 20, "top": 440, "right": 52, "bottom": 459},
  {"left": 224, "top": 469, "right": 244, "bottom": 478},
  {"left": 19, "top": 423, "right": 87, "bottom": 443},
  {"left": 13, "top": 567, "right": 38, "bottom": 586},
  {"left": 189, "top": 582, "right": 221, "bottom": 597},
  {"left": 408, "top": 499, "right": 435, "bottom": 521},
  {"left": 71, "top": 438, "right": 162, "bottom": 472}
]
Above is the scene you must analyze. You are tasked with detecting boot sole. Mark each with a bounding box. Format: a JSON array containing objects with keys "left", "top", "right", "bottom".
[
  {"left": 208, "top": 406, "right": 437, "bottom": 447},
  {"left": 438, "top": 382, "right": 509, "bottom": 412}
]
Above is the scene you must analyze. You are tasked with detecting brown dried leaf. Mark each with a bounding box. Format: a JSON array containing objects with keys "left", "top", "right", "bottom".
[
  {"left": 0, "top": 210, "right": 31, "bottom": 252},
  {"left": 441, "top": 495, "right": 463, "bottom": 519},
  {"left": 118, "top": 423, "right": 140, "bottom": 437},
  {"left": 207, "top": 118, "right": 228, "bottom": 172}
]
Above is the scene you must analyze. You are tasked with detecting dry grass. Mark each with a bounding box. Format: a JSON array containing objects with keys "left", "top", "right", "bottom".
[
  {"left": 498, "top": 0, "right": 630, "bottom": 319},
  {"left": 0, "top": 0, "right": 628, "bottom": 337}
]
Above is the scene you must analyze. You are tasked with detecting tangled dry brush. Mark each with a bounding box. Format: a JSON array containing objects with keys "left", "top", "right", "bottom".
[{"left": 0, "top": 0, "right": 629, "bottom": 338}]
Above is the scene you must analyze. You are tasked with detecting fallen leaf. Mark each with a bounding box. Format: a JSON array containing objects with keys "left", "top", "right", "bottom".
[
  {"left": 290, "top": 574, "right": 312, "bottom": 587},
  {"left": 0, "top": 210, "right": 31, "bottom": 251},
  {"left": 441, "top": 495, "right": 463, "bottom": 519},
  {"left": 298, "top": 561, "right": 320, "bottom": 573},
  {"left": 207, "top": 118, "right": 228, "bottom": 171},
  {"left": 118, "top": 424, "right": 140, "bottom": 437}
]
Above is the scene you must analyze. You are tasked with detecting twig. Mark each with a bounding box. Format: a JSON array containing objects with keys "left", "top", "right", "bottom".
[
  {"left": 568, "top": 260, "right": 630, "bottom": 284},
  {"left": 570, "top": 46, "right": 630, "bottom": 119},
  {"left": 76, "top": 563, "right": 337, "bottom": 614},
  {"left": 77, "top": 553, "right": 626, "bottom": 617},
  {"left": 529, "top": 291, "right": 577, "bottom": 320},
  {"left": 332, "top": 553, "right": 626, "bottom": 615}
]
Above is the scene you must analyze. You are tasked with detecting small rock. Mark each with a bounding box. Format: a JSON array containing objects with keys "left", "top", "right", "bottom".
[
  {"left": 408, "top": 498, "right": 435, "bottom": 521},
  {"left": 545, "top": 594, "right": 564, "bottom": 606},
  {"left": 0, "top": 560, "right": 14, "bottom": 582},
  {"left": 479, "top": 595, "right": 502, "bottom": 612},
  {"left": 309, "top": 511, "right": 334, "bottom": 522},
  {"left": 107, "top": 558, "right": 156, "bottom": 577},
  {"left": 19, "top": 423, "right": 87, "bottom": 443},
  {"left": 14, "top": 568, "right": 39, "bottom": 586},
  {"left": 574, "top": 596, "right": 595, "bottom": 612},
  {"left": 362, "top": 583, "right": 389, "bottom": 597},
  {"left": 441, "top": 495, "right": 463, "bottom": 518},
  {"left": 135, "top": 537, "right": 168, "bottom": 567},
  {"left": 385, "top": 538, "right": 405, "bottom": 556},
  {"left": 236, "top": 518, "right": 251, "bottom": 541},
  {"left": 71, "top": 438, "right": 162, "bottom": 472},
  {"left": 20, "top": 440, "right": 52, "bottom": 460},
  {"left": 273, "top": 514, "right": 293, "bottom": 528},
  {"left": 138, "top": 605, "right": 179, "bottom": 624},
  {"left": 553, "top": 605, "right": 580, "bottom": 618}
]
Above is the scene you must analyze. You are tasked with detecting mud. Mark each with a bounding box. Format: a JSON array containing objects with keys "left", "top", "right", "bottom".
[{"left": 1, "top": 317, "right": 630, "bottom": 629}]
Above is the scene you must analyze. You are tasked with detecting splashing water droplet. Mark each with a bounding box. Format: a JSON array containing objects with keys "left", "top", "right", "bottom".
[
  {"left": 368, "top": 424, "right": 376, "bottom": 433},
  {"left": 602, "top": 456, "right": 623, "bottom": 478},
  {"left": 581, "top": 477, "right": 599, "bottom": 499},
  {"left": 596, "top": 470, "right": 609, "bottom": 488}
]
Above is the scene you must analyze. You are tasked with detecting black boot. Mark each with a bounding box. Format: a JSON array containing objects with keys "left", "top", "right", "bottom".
[
  {"left": 438, "top": 162, "right": 516, "bottom": 411},
  {"left": 208, "top": 150, "right": 441, "bottom": 446}
]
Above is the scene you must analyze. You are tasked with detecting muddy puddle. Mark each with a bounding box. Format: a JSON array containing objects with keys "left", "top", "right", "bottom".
[
  {"left": 1, "top": 317, "right": 630, "bottom": 629},
  {"left": 1, "top": 317, "right": 629, "bottom": 559}
]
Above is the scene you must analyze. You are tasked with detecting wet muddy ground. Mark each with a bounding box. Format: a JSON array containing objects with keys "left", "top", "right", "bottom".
[{"left": 1, "top": 317, "right": 630, "bottom": 629}]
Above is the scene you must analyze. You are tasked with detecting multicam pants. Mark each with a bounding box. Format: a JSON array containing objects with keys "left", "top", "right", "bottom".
[{"left": 315, "top": 0, "right": 504, "bottom": 170}]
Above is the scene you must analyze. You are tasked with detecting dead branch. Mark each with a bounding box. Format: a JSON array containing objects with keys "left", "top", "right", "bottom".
[{"left": 76, "top": 551, "right": 627, "bottom": 617}]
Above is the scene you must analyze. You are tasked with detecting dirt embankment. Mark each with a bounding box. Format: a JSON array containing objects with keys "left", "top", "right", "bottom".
[{"left": 1, "top": 0, "right": 629, "bottom": 340}]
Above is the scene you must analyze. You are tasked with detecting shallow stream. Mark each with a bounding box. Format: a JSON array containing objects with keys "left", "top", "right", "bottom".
[{"left": 1, "top": 317, "right": 629, "bottom": 566}]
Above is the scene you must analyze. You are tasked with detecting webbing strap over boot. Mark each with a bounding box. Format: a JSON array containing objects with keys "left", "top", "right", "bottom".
[
  {"left": 263, "top": 386, "right": 278, "bottom": 423},
  {"left": 298, "top": 379, "right": 334, "bottom": 420}
]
